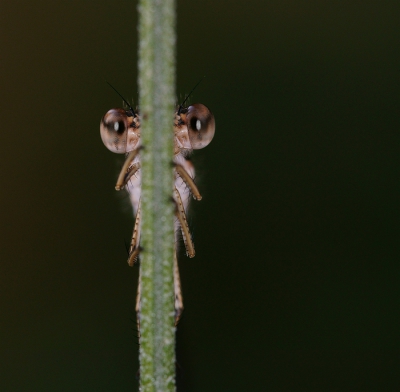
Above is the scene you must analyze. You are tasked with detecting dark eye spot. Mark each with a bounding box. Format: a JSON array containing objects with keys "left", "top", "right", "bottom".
[
  {"left": 190, "top": 117, "right": 202, "bottom": 136},
  {"left": 107, "top": 120, "right": 125, "bottom": 134}
]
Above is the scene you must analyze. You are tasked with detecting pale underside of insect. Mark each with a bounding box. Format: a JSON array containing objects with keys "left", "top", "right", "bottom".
[{"left": 100, "top": 102, "right": 215, "bottom": 324}]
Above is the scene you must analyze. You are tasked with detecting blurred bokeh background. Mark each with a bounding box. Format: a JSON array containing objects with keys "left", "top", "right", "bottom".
[{"left": 1, "top": 1, "right": 399, "bottom": 390}]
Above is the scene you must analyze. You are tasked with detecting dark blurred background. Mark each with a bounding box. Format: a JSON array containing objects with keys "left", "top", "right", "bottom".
[{"left": 1, "top": 1, "right": 399, "bottom": 390}]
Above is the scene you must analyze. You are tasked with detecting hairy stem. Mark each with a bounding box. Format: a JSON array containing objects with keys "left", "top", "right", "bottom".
[{"left": 137, "top": 0, "right": 176, "bottom": 390}]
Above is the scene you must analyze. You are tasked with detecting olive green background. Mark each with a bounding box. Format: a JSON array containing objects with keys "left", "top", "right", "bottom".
[{"left": 1, "top": 1, "right": 398, "bottom": 391}]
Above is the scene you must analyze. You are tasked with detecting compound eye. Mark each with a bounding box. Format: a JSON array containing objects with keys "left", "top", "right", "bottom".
[
  {"left": 187, "top": 104, "right": 215, "bottom": 149},
  {"left": 100, "top": 108, "right": 130, "bottom": 153}
]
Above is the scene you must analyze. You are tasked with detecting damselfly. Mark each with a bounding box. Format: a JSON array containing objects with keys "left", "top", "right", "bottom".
[{"left": 100, "top": 92, "right": 215, "bottom": 323}]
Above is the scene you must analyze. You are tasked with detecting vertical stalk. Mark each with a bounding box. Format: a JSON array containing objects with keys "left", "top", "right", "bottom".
[{"left": 137, "top": 0, "right": 176, "bottom": 391}]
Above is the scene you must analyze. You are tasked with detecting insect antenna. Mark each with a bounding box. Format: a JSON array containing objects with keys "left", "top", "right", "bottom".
[
  {"left": 106, "top": 80, "right": 137, "bottom": 117},
  {"left": 177, "top": 76, "right": 205, "bottom": 115}
]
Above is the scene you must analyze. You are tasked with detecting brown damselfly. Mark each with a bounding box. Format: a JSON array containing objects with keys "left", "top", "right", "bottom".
[{"left": 100, "top": 89, "right": 215, "bottom": 325}]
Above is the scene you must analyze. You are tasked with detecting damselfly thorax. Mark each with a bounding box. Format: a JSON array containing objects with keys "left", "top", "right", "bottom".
[{"left": 100, "top": 100, "right": 215, "bottom": 323}]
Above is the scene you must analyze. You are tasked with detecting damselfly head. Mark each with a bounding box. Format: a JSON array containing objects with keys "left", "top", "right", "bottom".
[
  {"left": 175, "top": 103, "right": 215, "bottom": 151},
  {"left": 100, "top": 108, "right": 141, "bottom": 154}
]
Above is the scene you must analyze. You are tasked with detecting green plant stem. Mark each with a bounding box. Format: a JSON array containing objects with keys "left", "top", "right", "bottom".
[{"left": 137, "top": 0, "right": 176, "bottom": 390}]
